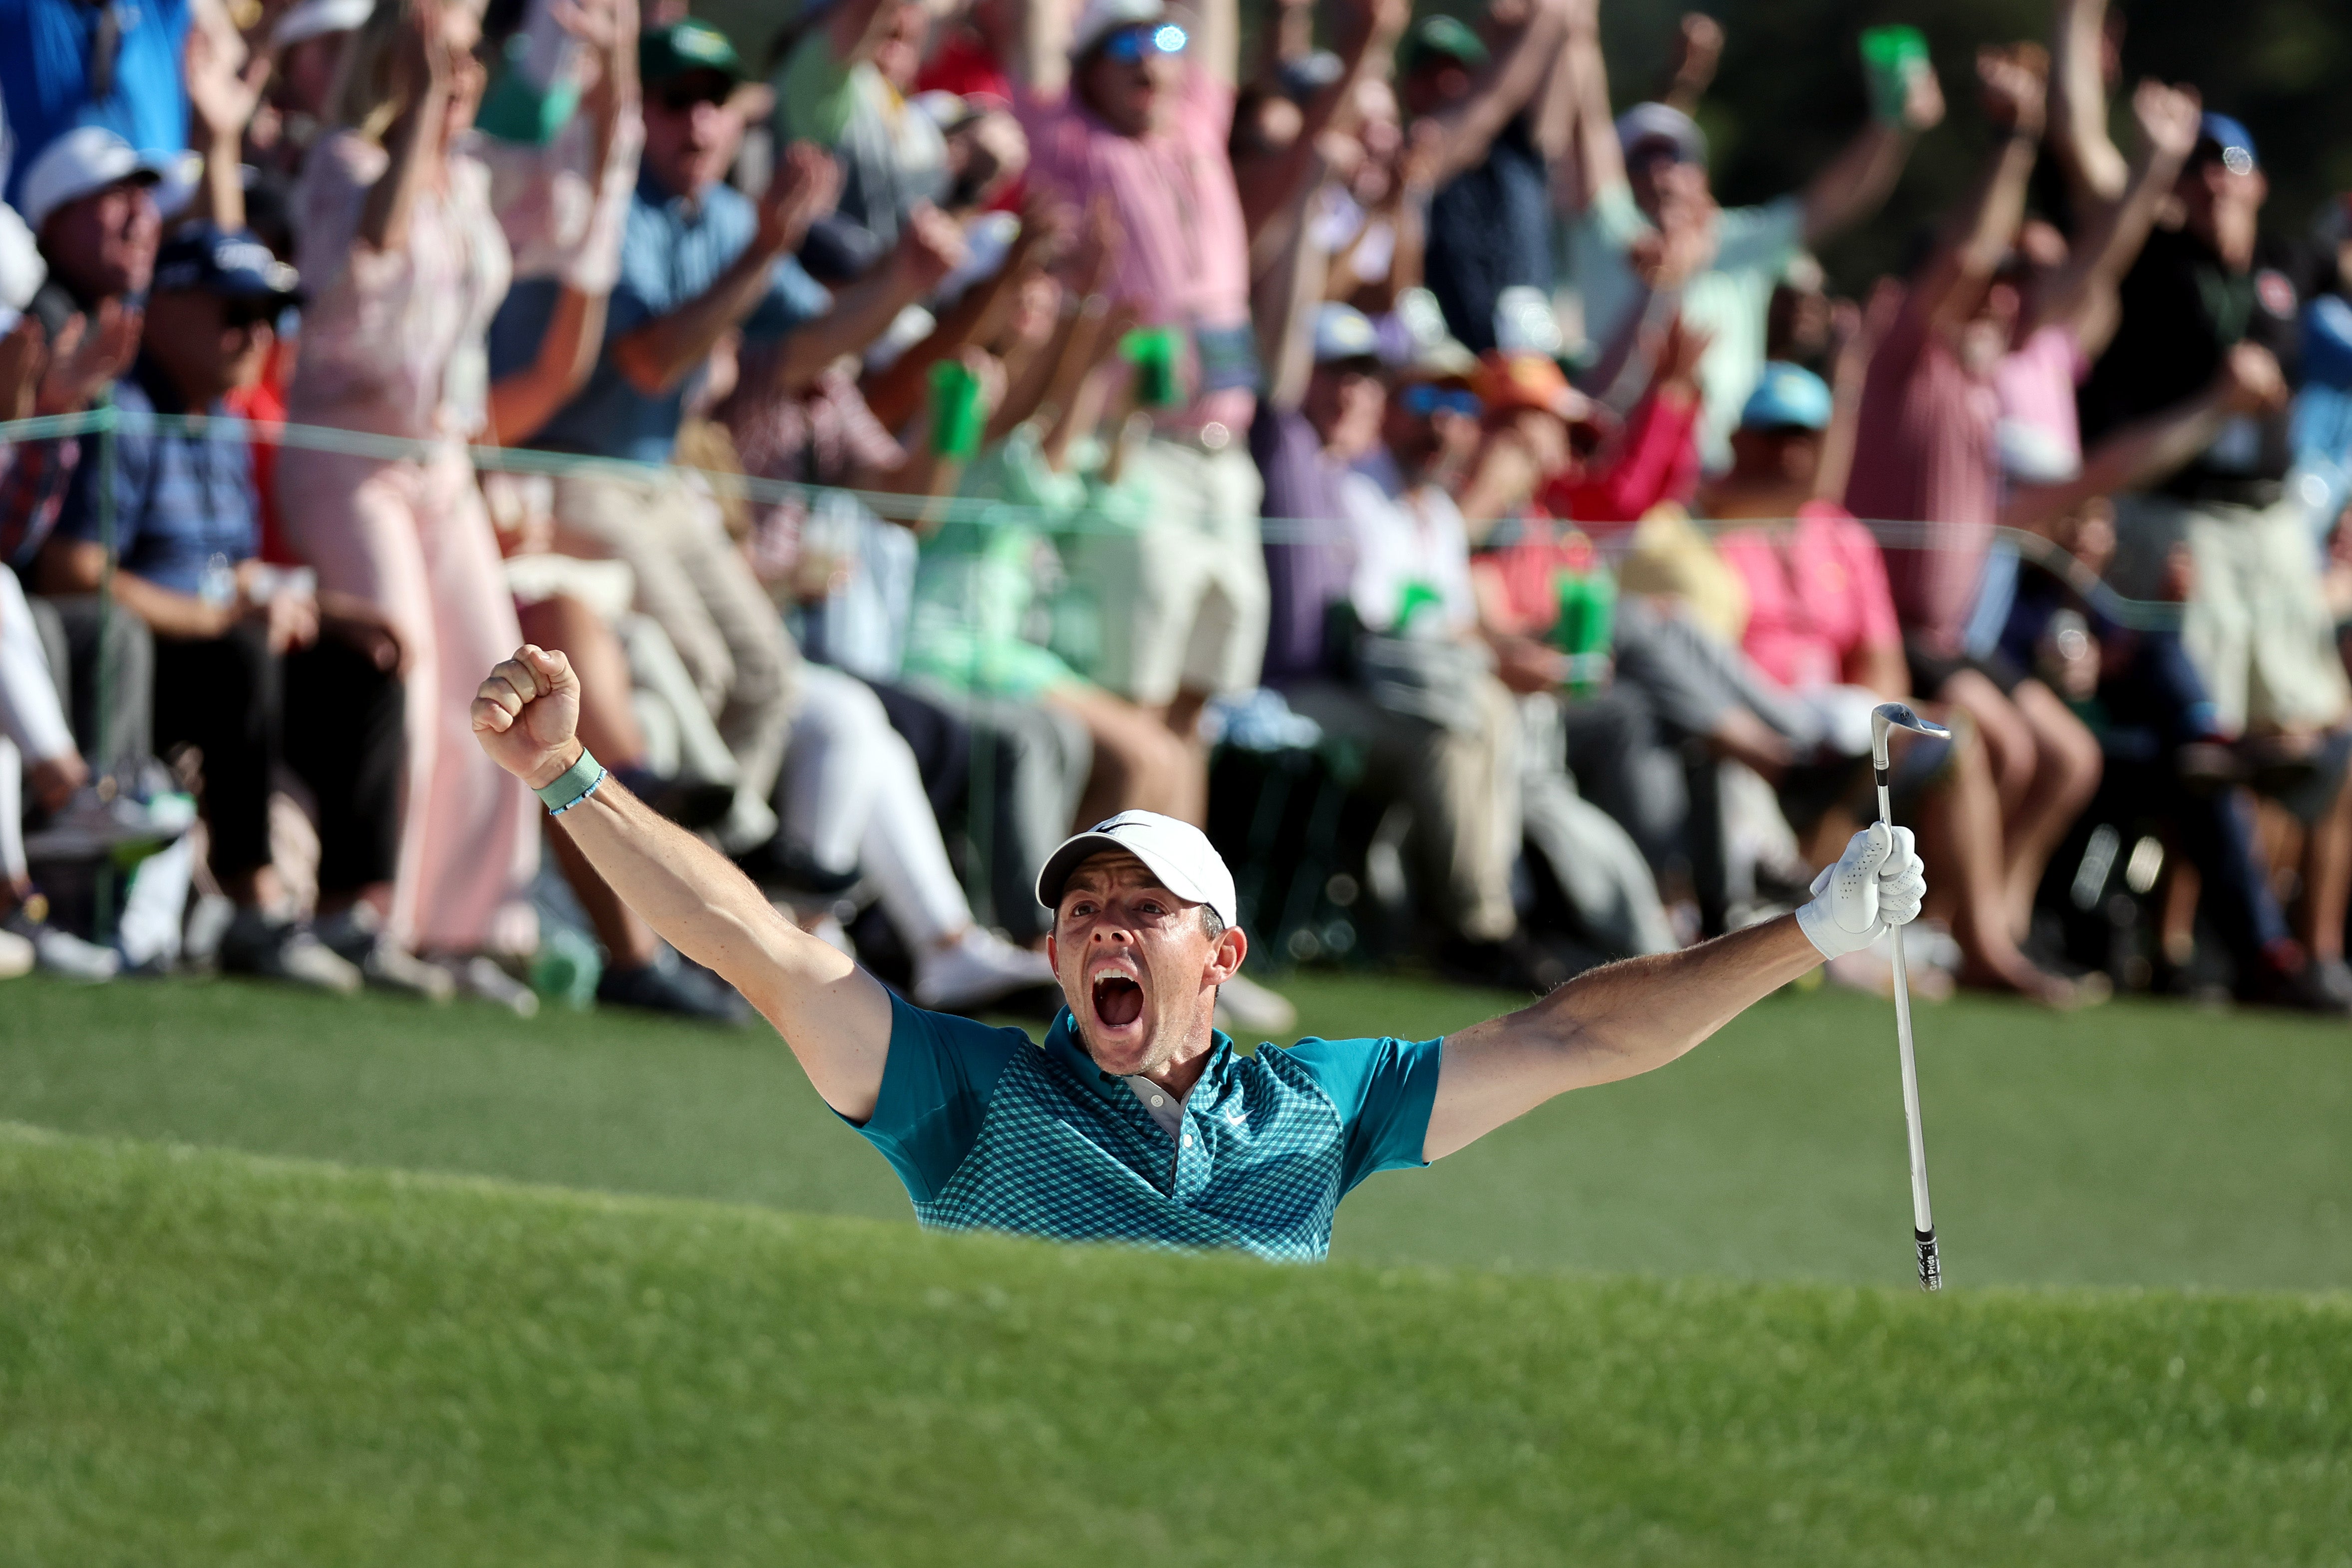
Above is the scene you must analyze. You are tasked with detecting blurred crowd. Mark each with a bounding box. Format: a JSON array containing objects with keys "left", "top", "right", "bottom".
[{"left": 6, "top": 0, "right": 2352, "bottom": 1023}]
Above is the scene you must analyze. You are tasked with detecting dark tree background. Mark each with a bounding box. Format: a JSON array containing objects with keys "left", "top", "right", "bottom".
[{"left": 1595, "top": 0, "right": 2352, "bottom": 287}]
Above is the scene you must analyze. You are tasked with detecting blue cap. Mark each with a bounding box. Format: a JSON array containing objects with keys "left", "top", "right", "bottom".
[
  {"left": 2197, "top": 113, "right": 2258, "bottom": 174},
  {"left": 150, "top": 224, "right": 302, "bottom": 303},
  {"left": 1739, "top": 361, "right": 1833, "bottom": 433}
]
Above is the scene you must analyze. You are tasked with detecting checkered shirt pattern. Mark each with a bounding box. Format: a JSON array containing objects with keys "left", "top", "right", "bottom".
[{"left": 915, "top": 1040, "right": 1350, "bottom": 1262}]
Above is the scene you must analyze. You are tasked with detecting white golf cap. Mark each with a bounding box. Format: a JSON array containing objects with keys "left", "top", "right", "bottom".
[
  {"left": 1036, "top": 810, "right": 1238, "bottom": 929},
  {"left": 272, "top": 0, "right": 372, "bottom": 49},
  {"left": 1070, "top": 0, "right": 1167, "bottom": 58},
  {"left": 1312, "top": 302, "right": 1380, "bottom": 364},
  {"left": 1614, "top": 100, "right": 1706, "bottom": 167},
  {"left": 16, "top": 127, "right": 199, "bottom": 237}
]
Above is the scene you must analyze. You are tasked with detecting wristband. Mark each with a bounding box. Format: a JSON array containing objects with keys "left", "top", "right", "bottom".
[{"left": 536, "top": 747, "right": 608, "bottom": 816}]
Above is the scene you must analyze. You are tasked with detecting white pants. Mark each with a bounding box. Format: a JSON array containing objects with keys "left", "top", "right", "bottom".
[
  {"left": 0, "top": 568, "right": 76, "bottom": 888},
  {"left": 780, "top": 664, "right": 972, "bottom": 951}
]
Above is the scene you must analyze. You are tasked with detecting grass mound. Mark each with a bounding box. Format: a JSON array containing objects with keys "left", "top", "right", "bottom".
[{"left": 3, "top": 1125, "right": 2345, "bottom": 1566}]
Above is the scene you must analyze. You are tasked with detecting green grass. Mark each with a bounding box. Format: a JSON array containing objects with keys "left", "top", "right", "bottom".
[
  {"left": 3, "top": 973, "right": 2348, "bottom": 1291},
  {"left": 3, "top": 1125, "right": 2346, "bottom": 1567}
]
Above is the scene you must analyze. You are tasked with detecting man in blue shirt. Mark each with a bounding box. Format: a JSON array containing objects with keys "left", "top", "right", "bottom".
[
  {"left": 504, "top": 20, "right": 960, "bottom": 855},
  {"left": 472, "top": 642, "right": 1928, "bottom": 1261},
  {"left": 39, "top": 226, "right": 415, "bottom": 993},
  {"left": 0, "top": 0, "right": 192, "bottom": 211}
]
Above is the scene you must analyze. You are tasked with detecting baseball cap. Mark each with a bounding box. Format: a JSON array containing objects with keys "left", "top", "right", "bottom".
[
  {"left": 16, "top": 127, "right": 199, "bottom": 237},
  {"left": 1473, "top": 349, "right": 1594, "bottom": 424},
  {"left": 638, "top": 20, "right": 747, "bottom": 90},
  {"left": 271, "top": 0, "right": 370, "bottom": 49},
  {"left": 1995, "top": 418, "right": 2080, "bottom": 485},
  {"left": 2195, "top": 112, "right": 2259, "bottom": 176},
  {"left": 1739, "top": 361, "right": 1833, "bottom": 433},
  {"left": 1312, "top": 302, "right": 1381, "bottom": 365},
  {"left": 1070, "top": 0, "right": 1166, "bottom": 58},
  {"left": 1401, "top": 14, "right": 1488, "bottom": 73},
  {"left": 150, "top": 224, "right": 303, "bottom": 304},
  {"left": 1615, "top": 100, "right": 1707, "bottom": 167},
  {"left": 1036, "top": 810, "right": 1239, "bottom": 930}
]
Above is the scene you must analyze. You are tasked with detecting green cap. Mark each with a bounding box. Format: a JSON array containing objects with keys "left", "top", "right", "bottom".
[
  {"left": 638, "top": 20, "right": 747, "bottom": 89},
  {"left": 1403, "top": 14, "right": 1489, "bottom": 72}
]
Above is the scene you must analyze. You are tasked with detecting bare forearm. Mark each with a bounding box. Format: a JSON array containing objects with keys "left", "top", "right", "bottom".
[
  {"left": 359, "top": 99, "right": 446, "bottom": 253},
  {"left": 614, "top": 244, "right": 785, "bottom": 395},
  {"left": 1801, "top": 123, "right": 1910, "bottom": 247},
  {"left": 773, "top": 270, "right": 917, "bottom": 395},
  {"left": 487, "top": 286, "right": 607, "bottom": 445},
  {"left": 1424, "top": 916, "right": 1818, "bottom": 1158},
  {"left": 551, "top": 768, "right": 892, "bottom": 1112},
  {"left": 2050, "top": 0, "right": 2126, "bottom": 206}
]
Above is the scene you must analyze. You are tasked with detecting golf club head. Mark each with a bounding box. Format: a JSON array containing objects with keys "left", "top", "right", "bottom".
[{"left": 1870, "top": 702, "right": 1951, "bottom": 768}]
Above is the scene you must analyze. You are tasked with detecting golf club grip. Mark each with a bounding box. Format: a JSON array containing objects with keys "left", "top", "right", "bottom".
[{"left": 1916, "top": 1228, "right": 1941, "bottom": 1292}]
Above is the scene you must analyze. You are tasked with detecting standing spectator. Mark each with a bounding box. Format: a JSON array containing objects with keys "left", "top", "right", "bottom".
[
  {"left": 36, "top": 226, "right": 410, "bottom": 993},
  {"left": 275, "top": 0, "right": 623, "bottom": 1005},
  {"left": 1397, "top": 0, "right": 1570, "bottom": 355},
  {"left": 1560, "top": 5, "right": 1942, "bottom": 471},
  {"left": 2079, "top": 113, "right": 2352, "bottom": 992},
  {"left": 772, "top": 0, "right": 952, "bottom": 247},
  {"left": 1010, "top": 0, "right": 1267, "bottom": 756},
  {"left": 0, "top": 0, "right": 193, "bottom": 210},
  {"left": 1846, "top": 46, "right": 2102, "bottom": 944}
]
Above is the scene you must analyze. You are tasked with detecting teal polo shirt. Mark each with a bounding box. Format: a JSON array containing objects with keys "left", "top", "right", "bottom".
[{"left": 847, "top": 994, "right": 1444, "bottom": 1261}]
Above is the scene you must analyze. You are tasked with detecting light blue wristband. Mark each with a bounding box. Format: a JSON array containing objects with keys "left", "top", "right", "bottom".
[{"left": 536, "top": 747, "right": 608, "bottom": 816}]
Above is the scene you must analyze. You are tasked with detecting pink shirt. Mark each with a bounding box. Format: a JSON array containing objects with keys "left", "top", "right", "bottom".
[
  {"left": 1017, "top": 66, "right": 1254, "bottom": 433},
  {"left": 1994, "top": 322, "right": 2086, "bottom": 464},
  {"left": 1716, "top": 502, "right": 1902, "bottom": 691}
]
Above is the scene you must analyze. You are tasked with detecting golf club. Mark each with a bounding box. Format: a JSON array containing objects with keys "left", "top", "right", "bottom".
[{"left": 1871, "top": 701, "right": 1951, "bottom": 1292}]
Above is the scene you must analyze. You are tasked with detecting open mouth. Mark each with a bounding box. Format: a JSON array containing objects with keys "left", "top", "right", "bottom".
[{"left": 1091, "top": 974, "right": 1144, "bottom": 1028}]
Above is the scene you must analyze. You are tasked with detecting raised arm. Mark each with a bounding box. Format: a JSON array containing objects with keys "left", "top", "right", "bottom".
[
  {"left": 1555, "top": 0, "right": 1619, "bottom": 214},
  {"left": 2047, "top": 0, "right": 2127, "bottom": 212},
  {"left": 1424, "top": 825, "right": 1923, "bottom": 1157},
  {"left": 184, "top": 5, "right": 270, "bottom": 232},
  {"left": 610, "top": 142, "right": 842, "bottom": 395},
  {"left": 1423, "top": 0, "right": 1570, "bottom": 187},
  {"left": 765, "top": 203, "right": 966, "bottom": 396},
  {"left": 1798, "top": 55, "right": 1945, "bottom": 247},
  {"left": 472, "top": 645, "right": 893, "bottom": 1118},
  {"left": 1195, "top": 0, "right": 1241, "bottom": 91},
  {"left": 1907, "top": 48, "right": 2044, "bottom": 342},
  {"left": 2018, "top": 78, "right": 2199, "bottom": 352},
  {"left": 358, "top": 3, "right": 459, "bottom": 254}
]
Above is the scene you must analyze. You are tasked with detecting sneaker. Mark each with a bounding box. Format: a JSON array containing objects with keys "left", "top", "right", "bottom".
[
  {"left": 2248, "top": 954, "right": 2352, "bottom": 1015},
  {"left": 613, "top": 766, "right": 738, "bottom": 832},
  {"left": 914, "top": 926, "right": 1057, "bottom": 1013},
  {"left": 1214, "top": 972, "right": 1297, "bottom": 1039},
  {"left": 0, "top": 927, "right": 31, "bottom": 979},
  {"left": 596, "top": 958, "right": 750, "bottom": 1023},
  {"left": 732, "top": 835, "right": 863, "bottom": 897},
  {"left": 1, "top": 897, "right": 122, "bottom": 981},
  {"left": 217, "top": 907, "right": 362, "bottom": 994},
  {"left": 315, "top": 906, "right": 455, "bottom": 1002},
  {"left": 22, "top": 775, "right": 197, "bottom": 864},
  {"left": 434, "top": 953, "right": 541, "bottom": 1018}
]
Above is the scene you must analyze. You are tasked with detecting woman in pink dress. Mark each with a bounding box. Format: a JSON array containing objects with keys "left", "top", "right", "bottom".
[{"left": 279, "top": 0, "right": 637, "bottom": 1002}]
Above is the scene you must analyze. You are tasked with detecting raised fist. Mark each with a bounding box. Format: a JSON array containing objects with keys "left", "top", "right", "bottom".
[{"left": 471, "top": 644, "right": 585, "bottom": 789}]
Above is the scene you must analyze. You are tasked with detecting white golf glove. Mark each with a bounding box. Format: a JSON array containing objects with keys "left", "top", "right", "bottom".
[{"left": 1795, "top": 823, "right": 1927, "bottom": 959}]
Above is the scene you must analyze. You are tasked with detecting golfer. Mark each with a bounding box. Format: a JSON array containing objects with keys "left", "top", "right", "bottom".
[{"left": 475, "top": 645, "right": 1926, "bottom": 1260}]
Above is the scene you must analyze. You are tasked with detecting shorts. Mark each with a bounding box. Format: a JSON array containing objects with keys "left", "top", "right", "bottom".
[
  {"left": 1068, "top": 437, "right": 1268, "bottom": 705},
  {"left": 1905, "top": 635, "right": 2025, "bottom": 701}
]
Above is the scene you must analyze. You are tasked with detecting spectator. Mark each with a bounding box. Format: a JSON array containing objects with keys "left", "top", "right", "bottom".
[
  {"left": 1011, "top": 0, "right": 1268, "bottom": 756},
  {"left": 1395, "top": 0, "right": 1569, "bottom": 355},
  {"left": 275, "top": 0, "right": 632, "bottom": 1007},
  {"left": 35, "top": 225, "right": 411, "bottom": 993},
  {"left": 0, "top": 0, "right": 194, "bottom": 211},
  {"left": 1846, "top": 46, "right": 2102, "bottom": 945},
  {"left": 1561, "top": 6, "right": 1943, "bottom": 470},
  {"left": 772, "top": 0, "right": 959, "bottom": 247}
]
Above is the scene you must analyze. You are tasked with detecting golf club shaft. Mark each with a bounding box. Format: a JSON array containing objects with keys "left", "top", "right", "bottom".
[{"left": 1877, "top": 775, "right": 1942, "bottom": 1293}]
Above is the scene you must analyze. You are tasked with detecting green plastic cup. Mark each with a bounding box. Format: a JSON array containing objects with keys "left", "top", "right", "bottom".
[
  {"left": 929, "top": 359, "right": 987, "bottom": 457},
  {"left": 1119, "top": 326, "right": 1184, "bottom": 409},
  {"left": 1860, "top": 25, "right": 1930, "bottom": 125}
]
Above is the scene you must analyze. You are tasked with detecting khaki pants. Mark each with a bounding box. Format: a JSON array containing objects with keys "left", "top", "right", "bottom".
[
  {"left": 1285, "top": 674, "right": 1521, "bottom": 943},
  {"left": 1072, "top": 438, "right": 1268, "bottom": 705},
  {"left": 553, "top": 470, "right": 798, "bottom": 844},
  {"left": 2109, "top": 492, "right": 2349, "bottom": 734}
]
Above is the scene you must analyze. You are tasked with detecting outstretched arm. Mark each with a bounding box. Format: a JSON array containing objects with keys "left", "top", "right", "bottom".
[
  {"left": 471, "top": 646, "right": 893, "bottom": 1119},
  {"left": 1907, "top": 48, "right": 2045, "bottom": 342},
  {"left": 1422, "top": 0, "right": 1570, "bottom": 187},
  {"left": 1798, "top": 57, "right": 1945, "bottom": 247},
  {"left": 1422, "top": 825, "right": 1923, "bottom": 1158},
  {"left": 2048, "top": 0, "right": 2127, "bottom": 212},
  {"left": 2018, "top": 78, "right": 2199, "bottom": 352}
]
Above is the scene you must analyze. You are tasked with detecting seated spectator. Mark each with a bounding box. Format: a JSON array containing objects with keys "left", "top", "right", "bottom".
[
  {"left": 36, "top": 226, "right": 411, "bottom": 993},
  {"left": 1560, "top": 5, "right": 1942, "bottom": 469},
  {"left": 1847, "top": 46, "right": 2102, "bottom": 945},
  {"left": 1011, "top": 0, "right": 1269, "bottom": 755},
  {"left": 1703, "top": 362, "right": 2090, "bottom": 1003}
]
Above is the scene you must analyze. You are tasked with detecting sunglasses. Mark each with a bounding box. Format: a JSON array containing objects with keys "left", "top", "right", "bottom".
[
  {"left": 1097, "top": 22, "right": 1188, "bottom": 65},
  {"left": 1398, "top": 384, "right": 1482, "bottom": 419}
]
